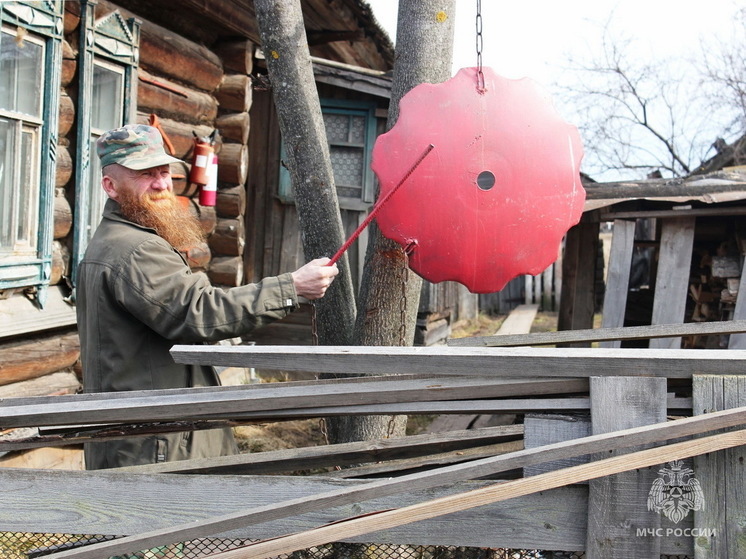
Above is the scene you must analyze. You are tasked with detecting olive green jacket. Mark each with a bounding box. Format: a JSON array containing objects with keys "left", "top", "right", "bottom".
[{"left": 76, "top": 199, "right": 298, "bottom": 469}]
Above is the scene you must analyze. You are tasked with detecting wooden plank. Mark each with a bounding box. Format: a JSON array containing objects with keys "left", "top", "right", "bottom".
[
  {"left": 728, "top": 268, "right": 746, "bottom": 349},
  {"left": 447, "top": 319, "right": 746, "bottom": 347},
  {"left": 558, "top": 221, "right": 600, "bottom": 342},
  {"left": 649, "top": 216, "right": 696, "bottom": 349},
  {"left": 523, "top": 414, "right": 591, "bottom": 477},
  {"left": 117, "top": 425, "right": 524, "bottom": 475},
  {"left": 599, "top": 219, "right": 635, "bottom": 348},
  {"left": 169, "top": 344, "right": 746, "bottom": 379},
  {"left": 693, "top": 375, "right": 746, "bottom": 558},
  {"left": 586, "top": 376, "right": 667, "bottom": 559},
  {"left": 37, "top": 407, "right": 746, "bottom": 559},
  {"left": 600, "top": 206, "right": 746, "bottom": 220},
  {"left": 0, "top": 376, "right": 590, "bottom": 430},
  {"left": 0, "top": 468, "right": 590, "bottom": 551},
  {"left": 199, "top": 430, "right": 746, "bottom": 559},
  {"left": 494, "top": 304, "right": 538, "bottom": 335}
]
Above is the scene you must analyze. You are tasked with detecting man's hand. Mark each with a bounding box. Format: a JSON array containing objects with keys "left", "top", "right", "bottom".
[{"left": 291, "top": 258, "right": 339, "bottom": 300}]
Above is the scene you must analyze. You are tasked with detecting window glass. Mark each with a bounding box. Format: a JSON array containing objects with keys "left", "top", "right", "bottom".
[
  {"left": 86, "top": 61, "right": 124, "bottom": 241},
  {"left": 0, "top": 29, "right": 43, "bottom": 117},
  {"left": 0, "top": 117, "right": 13, "bottom": 248},
  {"left": 0, "top": 26, "right": 43, "bottom": 258}
]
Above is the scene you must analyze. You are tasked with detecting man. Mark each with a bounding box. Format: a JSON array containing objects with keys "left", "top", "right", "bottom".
[{"left": 76, "top": 124, "right": 339, "bottom": 469}]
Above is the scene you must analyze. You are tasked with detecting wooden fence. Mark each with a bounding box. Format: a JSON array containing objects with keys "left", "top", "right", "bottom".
[{"left": 1, "top": 328, "right": 746, "bottom": 558}]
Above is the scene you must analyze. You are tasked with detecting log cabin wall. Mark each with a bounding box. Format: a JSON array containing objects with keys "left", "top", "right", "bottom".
[{"left": 0, "top": 0, "right": 395, "bottom": 467}]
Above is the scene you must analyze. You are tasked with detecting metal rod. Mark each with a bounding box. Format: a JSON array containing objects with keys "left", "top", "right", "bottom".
[{"left": 328, "top": 143, "right": 435, "bottom": 265}]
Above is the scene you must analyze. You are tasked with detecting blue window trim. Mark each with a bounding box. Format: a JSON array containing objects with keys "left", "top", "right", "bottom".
[
  {"left": 71, "top": 0, "right": 140, "bottom": 291},
  {"left": 0, "top": 1, "right": 63, "bottom": 308},
  {"left": 278, "top": 98, "right": 378, "bottom": 205}
]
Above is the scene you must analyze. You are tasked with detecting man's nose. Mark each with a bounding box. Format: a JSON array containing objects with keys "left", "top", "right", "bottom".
[{"left": 151, "top": 175, "right": 170, "bottom": 190}]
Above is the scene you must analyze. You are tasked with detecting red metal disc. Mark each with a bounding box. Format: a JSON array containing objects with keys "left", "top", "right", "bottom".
[{"left": 372, "top": 67, "right": 586, "bottom": 293}]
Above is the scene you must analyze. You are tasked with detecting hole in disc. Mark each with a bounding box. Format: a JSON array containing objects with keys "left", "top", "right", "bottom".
[{"left": 477, "top": 170, "right": 495, "bottom": 191}]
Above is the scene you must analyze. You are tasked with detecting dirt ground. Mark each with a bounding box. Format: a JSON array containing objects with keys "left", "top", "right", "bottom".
[{"left": 233, "top": 312, "right": 559, "bottom": 454}]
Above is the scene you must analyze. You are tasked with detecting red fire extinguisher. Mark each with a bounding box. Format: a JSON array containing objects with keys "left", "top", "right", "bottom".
[{"left": 190, "top": 130, "right": 218, "bottom": 206}]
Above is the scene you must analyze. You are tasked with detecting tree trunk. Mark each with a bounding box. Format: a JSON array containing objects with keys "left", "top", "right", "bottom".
[
  {"left": 254, "top": 0, "right": 356, "bottom": 346},
  {"left": 326, "top": 1, "right": 457, "bottom": 444}
]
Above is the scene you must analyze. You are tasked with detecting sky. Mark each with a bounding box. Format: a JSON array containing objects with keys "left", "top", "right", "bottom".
[
  {"left": 364, "top": 1, "right": 743, "bottom": 180},
  {"left": 366, "top": 0, "right": 741, "bottom": 85}
]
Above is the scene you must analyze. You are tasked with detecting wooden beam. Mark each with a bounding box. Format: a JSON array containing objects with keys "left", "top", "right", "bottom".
[
  {"left": 203, "top": 430, "right": 746, "bottom": 559},
  {"left": 44, "top": 406, "right": 746, "bottom": 559},
  {"left": 447, "top": 319, "right": 746, "bottom": 347},
  {"left": 170, "top": 344, "right": 746, "bottom": 379},
  {"left": 583, "top": 170, "right": 746, "bottom": 200},
  {"left": 0, "top": 376, "right": 589, "bottom": 430},
  {"left": 117, "top": 425, "right": 524, "bottom": 475},
  {"left": 649, "top": 217, "right": 696, "bottom": 349}
]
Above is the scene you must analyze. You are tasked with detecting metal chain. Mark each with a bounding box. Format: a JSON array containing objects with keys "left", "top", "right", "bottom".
[
  {"left": 386, "top": 415, "right": 397, "bottom": 439},
  {"left": 475, "top": 0, "right": 486, "bottom": 93},
  {"left": 398, "top": 246, "right": 412, "bottom": 347}
]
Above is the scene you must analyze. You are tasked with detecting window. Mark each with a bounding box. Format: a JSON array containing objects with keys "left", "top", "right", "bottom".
[
  {"left": 71, "top": 6, "right": 139, "bottom": 287},
  {"left": 0, "top": 2, "right": 63, "bottom": 305},
  {"left": 85, "top": 60, "right": 125, "bottom": 243},
  {"left": 279, "top": 99, "right": 378, "bottom": 209}
]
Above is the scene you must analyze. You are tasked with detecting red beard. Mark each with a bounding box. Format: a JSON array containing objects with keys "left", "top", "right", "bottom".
[{"left": 117, "top": 190, "right": 205, "bottom": 250}]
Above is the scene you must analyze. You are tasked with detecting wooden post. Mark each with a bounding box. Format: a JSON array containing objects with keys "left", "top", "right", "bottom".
[
  {"left": 693, "top": 374, "right": 746, "bottom": 558},
  {"left": 728, "top": 267, "right": 746, "bottom": 349},
  {"left": 586, "top": 376, "right": 667, "bottom": 558},
  {"left": 558, "top": 220, "right": 601, "bottom": 344},
  {"left": 600, "top": 219, "right": 635, "bottom": 348},
  {"left": 649, "top": 216, "right": 695, "bottom": 349}
]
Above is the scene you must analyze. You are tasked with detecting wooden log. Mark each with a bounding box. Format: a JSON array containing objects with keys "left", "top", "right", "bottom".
[
  {"left": 216, "top": 112, "right": 250, "bottom": 145},
  {"left": 53, "top": 190, "right": 72, "bottom": 239},
  {"left": 0, "top": 371, "right": 80, "bottom": 399},
  {"left": 182, "top": 241, "right": 211, "bottom": 271},
  {"left": 214, "top": 39, "right": 254, "bottom": 75},
  {"left": 649, "top": 217, "right": 696, "bottom": 349},
  {"left": 215, "top": 185, "right": 246, "bottom": 218},
  {"left": 49, "top": 240, "right": 69, "bottom": 286},
  {"left": 58, "top": 92, "right": 75, "bottom": 137},
  {"left": 586, "top": 376, "right": 667, "bottom": 558},
  {"left": 170, "top": 344, "right": 746, "bottom": 379},
  {"left": 63, "top": 1, "right": 81, "bottom": 35},
  {"left": 135, "top": 113, "right": 215, "bottom": 160},
  {"left": 94, "top": 0, "right": 223, "bottom": 92},
  {"left": 207, "top": 218, "right": 245, "bottom": 256},
  {"left": 192, "top": 202, "right": 217, "bottom": 236},
  {"left": 217, "top": 142, "right": 248, "bottom": 185},
  {"left": 215, "top": 74, "right": 252, "bottom": 113},
  {"left": 208, "top": 256, "right": 244, "bottom": 286},
  {"left": 60, "top": 39, "right": 76, "bottom": 88},
  {"left": 137, "top": 69, "right": 218, "bottom": 124},
  {"left": 0, "top": 332, "right": 80, "bottom": 387},
  {"left": 170, "top": 160, "right": 195, "bottom": 197},
  {"left": 693, "top": 375, "right": 746, "bottom": 558},
  {"left": 55, "top": 144, "right": 73, "bottom": 188}
]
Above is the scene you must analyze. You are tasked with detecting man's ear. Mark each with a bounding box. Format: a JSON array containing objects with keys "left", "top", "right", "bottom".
[{"left": 101, "top": 174, "right": 118, "bottom": 200}]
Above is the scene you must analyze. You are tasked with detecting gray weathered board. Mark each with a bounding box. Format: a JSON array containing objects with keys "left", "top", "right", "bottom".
[
  {"left": 447, "top": 319, "right": 746, "bottom": 348},
  {"left": 649, "top": 216, "right": 696, "bottom": 349},
  {"left": 693, "top": 374, "right": 746, "bottom": 558},
  {"left": 586, "top": 376, "right": 668, "bottom": 559},
  {"left": 170, "top": 345, "right": 746, "bottom": 378},
  {"left": 599, "top": 219, "right": 636, "bottom": 349},
  {"left": 24, "top": 407, "right": 746, "bottom": 559}
]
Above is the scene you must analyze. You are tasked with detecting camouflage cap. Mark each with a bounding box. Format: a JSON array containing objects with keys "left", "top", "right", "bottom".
[{"left": 97, "top": 124, "right": 181, "bottom": 170}]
